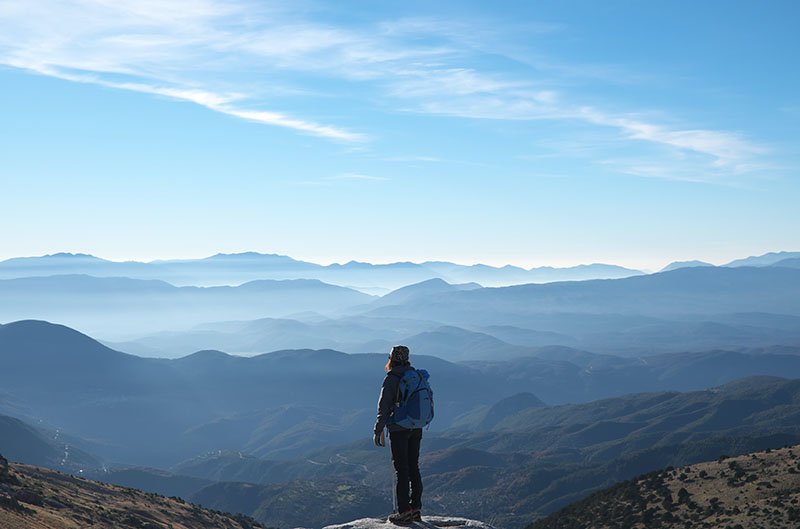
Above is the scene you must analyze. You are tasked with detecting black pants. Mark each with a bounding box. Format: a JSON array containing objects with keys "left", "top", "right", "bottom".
[{"left": 390, "top": 428, "right": 423, "bottom": 513}]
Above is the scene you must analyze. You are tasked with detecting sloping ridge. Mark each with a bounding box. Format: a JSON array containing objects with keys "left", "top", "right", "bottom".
[
  {"left": 0, "top": 414, "right": 101, "bottom": 473},
  {"left": 0, "top": 453, "right": 266, "bottom": 529},
  {"left": 367, "top": 266, "right": 800, "bottom": 319},
  {"left": 527, "top": 444, "right": 800, "bottom": 529},
  {"left": 0, "top": 319, "right": 134, "bottom": 363},
  {"left": 374, "top": 278, "right": 481, "bottom": 307}
]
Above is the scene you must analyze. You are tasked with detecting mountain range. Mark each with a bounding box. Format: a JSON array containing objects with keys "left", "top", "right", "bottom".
[
  {"left": 0, "top": 251, "right": 645, "bottom": 291},
  {"left": 4, "top": 319, "right": 800, "bottom": 466},
  {"left": 0, "top": 320, "right": 528, "bottom": 466},
  {"left": 113, "top": 309, "right": 800, "bottom": 360},
  {"left": 82, "top": 377, "right": 800, "bottom": 529},
  {"left": 5, "top": 316, "right": 800, "bottom": 527},
  {"left": 0, "top": 274, "right": 373, "bottom": 336},
  {"left": 3, "top": 249, "right": 797, "bottom": 292},
  {"left": 3, "top": 261, "right": 800, "bottom": 349},
  {"left": 2, "top": 248, "right": 800, "bottom": 528}
]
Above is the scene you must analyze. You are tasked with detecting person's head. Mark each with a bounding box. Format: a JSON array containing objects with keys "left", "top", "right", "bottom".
[{"left": 385, "top": 345, "right": 410, "bottom": 372}]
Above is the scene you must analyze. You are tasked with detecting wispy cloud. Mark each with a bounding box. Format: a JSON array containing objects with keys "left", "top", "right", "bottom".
[
  {"left": 330, "top": 173, "right": 388, "bottom": 181},
  {"left": 14, "top": 61, "right": 367, "bottom": 142},
  {"left": 221, "top": 107, "right": 366, "bottom": 142},
  {"left": 0, "top": 0, "right": 369, "bottom": 142},
  {"left": 383, "top": 156, "right": 442, "bottom": 163},
  {"left": 291, "top": 172, "right": 388, "bottom": 185},
  {"left": 0, "top": 1, "right": 775, "bottom": 178},
  {"left": 576, "top": 107, "right": 768, "bottom": 170},
  {"left": 405, "top": 86, "right": 767, "bottom": 180}
]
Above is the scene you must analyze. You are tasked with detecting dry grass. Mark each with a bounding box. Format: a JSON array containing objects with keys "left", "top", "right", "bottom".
[
  {"left": 0, "top": 461, "right": 263, "bottom": 529},
  {"left": 529, "top": 444, "right": 800, "bottom": 529},
  {"left": 650, "top": 445, "right": 800, "bottom": 529}
]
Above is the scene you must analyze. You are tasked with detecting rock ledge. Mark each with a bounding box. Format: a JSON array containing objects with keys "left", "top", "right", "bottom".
[{"left": 322, "top": 516, "right": 496, "bottom": 529}]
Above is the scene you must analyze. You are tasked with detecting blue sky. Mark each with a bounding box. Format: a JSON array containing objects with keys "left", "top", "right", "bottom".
[{"left": 1, "top": 0, "right": 798, "bottom": 270}]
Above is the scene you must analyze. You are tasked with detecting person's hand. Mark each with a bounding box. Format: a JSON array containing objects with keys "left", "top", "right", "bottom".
[{"left": 374, "top": 431, "right": 385, "bottom": 447}]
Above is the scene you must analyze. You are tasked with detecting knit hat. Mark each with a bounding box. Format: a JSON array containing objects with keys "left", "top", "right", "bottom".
[{"left": 389, "top": 345, "right": 410, "bottom": 364}]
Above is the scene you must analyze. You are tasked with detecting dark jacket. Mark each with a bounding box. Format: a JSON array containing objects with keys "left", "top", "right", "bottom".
[{"left": 374, "top": 364, "right": 414, "bottom": 434}]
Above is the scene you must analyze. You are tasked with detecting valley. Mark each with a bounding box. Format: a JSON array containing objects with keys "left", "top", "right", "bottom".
[{"left": 2, "top": 250, "right": 800, "bottom": 527}]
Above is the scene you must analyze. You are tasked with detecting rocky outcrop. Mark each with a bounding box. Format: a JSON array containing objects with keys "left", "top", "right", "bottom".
[
  {"left": 0, "top": 453, "right": 8, "bottom": 481},
  {"left": 323, "top": 516, "right": 496, "bottom": 529}
]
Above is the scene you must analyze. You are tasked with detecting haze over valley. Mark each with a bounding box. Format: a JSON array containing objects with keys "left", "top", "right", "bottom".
[
  {"left": 3, "top": 249, "right": 800, "bottom": 527},
  {"left": 3, "top": 1, "right": 799, "bottom": 526}
]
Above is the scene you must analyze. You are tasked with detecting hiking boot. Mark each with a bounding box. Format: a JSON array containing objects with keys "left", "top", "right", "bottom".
[{"left": 388, "top": 510, "right": 415, "bottom": 525}]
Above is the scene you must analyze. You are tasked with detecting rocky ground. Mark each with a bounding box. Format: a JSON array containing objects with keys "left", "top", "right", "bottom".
[
  {"left": 528, "top": 444, "right": 800, "bottom": 529},
  {"left": 0, "top": 453, "right": 266, "bottom": 529},
  {"left": 323, "top": 516, "right": 496, "bottom": 529}
]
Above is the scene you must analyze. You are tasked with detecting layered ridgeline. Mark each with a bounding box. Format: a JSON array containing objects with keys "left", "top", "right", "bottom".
[
  {"left": 5, "top": 321, "right": 800, "bottom": 468},
  {"left": 0, "top": 275, "right": 374, "bottom": 337},
  {"left": 159, "top": 376, "right": 800, "bottom": 529},
  {"left": 1, "top": 252, "right": 800, "bottom": 528},
  {"left": 127, "top": 377, "right": 800, "bottom": 529},
  {"left": 2, "top": 249, "right": 797, "bottom": 289},
  {"left": 528, "top": 444, "right": 800, "bottom": 529},
  {"left": 3, "top": 265, "right": 800, "bottom": 352},
  {"left": 116, "top": 312, "right": 800, "bottom": 360},
  {"left": 0, "top": 251, "right": 645, "bottom": 289},
  {"left": 6, "top": 335, "right": 800, "bottom": 529}
]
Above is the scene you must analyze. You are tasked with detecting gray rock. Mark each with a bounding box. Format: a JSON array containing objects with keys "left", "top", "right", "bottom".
[
  {"left": 13, "top": 488, "right": 44, "bottom": 506},
  {"left": 321, "top": 516, "right": 496, "bottom": 529},
  {"left": 44, "top": 496, "right": 67, "bottom": 509}
]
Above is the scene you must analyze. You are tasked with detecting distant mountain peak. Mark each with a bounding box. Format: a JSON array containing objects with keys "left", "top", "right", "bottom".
[
  {"left": 176, "top": 349, "right": 233, "bottom": 361},
  {"left": 478, "top": 392, "right": 547, "bottom": 430},
  {"left": 725, "top": 250, "right": 800, "bottom": 268},
  {"left": 528, "top": 262, "right": 643, "bottom": 273},
  {"left": 205, "top": 251, "right": 297, "bottom": 261},
  {"left": 0, "top": 319, "right": 128, "bottom": 351},
  {"left": 0, "top": 319, "right": 97, "bottom": 341},
  {"left": 0, "top": 252, "right": 106, "bottom": 264},
  {"left": 395, "top": 277, "right": 450, "bottom": 289},
  {"left": 659, "top": 260, "right": 715, "bottom": 272},
  {"left": 47, "top": 252, "right": 101, "bottom": 259},
  {"left": 772, "top": 256, "right": 800, "bottom": 269}
]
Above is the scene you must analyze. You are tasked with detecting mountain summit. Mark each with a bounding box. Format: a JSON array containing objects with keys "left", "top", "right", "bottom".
[{"left": 659, "top": 260, "right": 714, "bottom": 272}]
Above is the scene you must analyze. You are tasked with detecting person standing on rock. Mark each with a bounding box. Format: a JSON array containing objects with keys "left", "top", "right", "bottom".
[{"left": 374, "top": 345, "right": 434, "bottom": 525}]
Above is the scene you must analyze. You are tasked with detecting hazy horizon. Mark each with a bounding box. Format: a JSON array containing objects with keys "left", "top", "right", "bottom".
[
  {"left": 1, "top": 247, "right": 797, "bottom": 274},
  {"left": 3, "top": 3, "right": 800, "bottom": 527},
  {"left": 2, "top": 1, "right": 799, "bottom": 271}
]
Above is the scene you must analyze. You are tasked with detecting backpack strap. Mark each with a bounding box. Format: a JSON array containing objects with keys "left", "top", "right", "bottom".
[
  {"left": 387, "top": 370, "right": 403, "bottom": 407},
  {"left": 387, "top": 368, "right": 416, "bottom": 407}
]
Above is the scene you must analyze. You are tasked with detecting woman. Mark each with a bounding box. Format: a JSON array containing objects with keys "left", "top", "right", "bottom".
[{"left": 374, "top": 345, "right": 423, "bottom": 524}]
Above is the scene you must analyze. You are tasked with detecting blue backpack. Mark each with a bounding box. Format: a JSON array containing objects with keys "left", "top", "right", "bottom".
[{"left": 389, "top": 368, "right": 434, "bottom": 429}]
